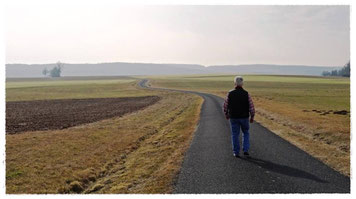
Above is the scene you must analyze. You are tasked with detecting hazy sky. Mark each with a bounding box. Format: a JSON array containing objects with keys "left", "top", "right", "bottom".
[{"left": 5, "top": 4, "right": 350, "bottom": 66}]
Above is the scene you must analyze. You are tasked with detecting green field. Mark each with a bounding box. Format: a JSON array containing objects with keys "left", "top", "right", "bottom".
[
  {"left": 6, "top": 77, "right": 157, "bottom": 101},
  {"left": 151, "top": 74, "right": 350, "bottom": 110}
]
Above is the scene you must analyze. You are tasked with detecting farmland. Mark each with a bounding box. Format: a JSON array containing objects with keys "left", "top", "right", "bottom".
[
  {"left": 5, "top": 74, "right": 350, "bottom": 194},
  {"left": 6, "top": 96, "right": 160, "bottom": 134},
  {"left": 6, "top": 77, "right": 153, "bottom": 102},
  {"left": 6, "top": 77, "right": 202, "bottom": 193},
  {"left": 150, "top": 74, "right": 350, "bottom": 176}
]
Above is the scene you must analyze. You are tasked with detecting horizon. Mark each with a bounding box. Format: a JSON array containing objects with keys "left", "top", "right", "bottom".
[
  {"left": 6, "top": 61, "right": 345, "bottom": 78},
  {"left": 5, "top": 61, "right": 345, "bottom": 68}
]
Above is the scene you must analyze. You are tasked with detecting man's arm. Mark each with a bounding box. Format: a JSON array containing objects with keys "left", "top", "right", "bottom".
[
  {"left": 223, "top": 93, "right": 230, "bottom": 120},
  {"left": 248, "top": 93, "right": 255, "bottom": 123}
]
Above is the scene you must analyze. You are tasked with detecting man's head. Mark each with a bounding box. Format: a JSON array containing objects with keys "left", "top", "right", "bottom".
[{"left": 234, "top": 76, "right": 244, "bottom": 87}]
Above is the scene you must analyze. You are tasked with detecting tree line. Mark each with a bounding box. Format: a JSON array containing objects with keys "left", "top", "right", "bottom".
[{"left": 322, "top": 61, "right": 350, "bottom": 77}]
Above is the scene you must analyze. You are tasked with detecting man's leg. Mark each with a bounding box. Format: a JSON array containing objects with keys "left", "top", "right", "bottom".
[
  {"left": 240, "top": 118, "right": 250, "bottom": 152},
  {"left": 230, "top": 119, "right": 241, "bottom": 155}
]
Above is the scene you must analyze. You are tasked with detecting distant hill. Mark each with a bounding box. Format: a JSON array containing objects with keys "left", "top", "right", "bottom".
[
  {"left": 5, "top": 63, "right": 207, "bottom": 78},
  {"left": 5, "top": 62, "right": 342, "bottom": 78},
  {"left": 206, "top": 64, "right": 342, "bottom": 76}
]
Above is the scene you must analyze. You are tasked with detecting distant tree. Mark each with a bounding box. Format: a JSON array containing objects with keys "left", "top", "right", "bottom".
[
  {"left": 49, "top": 61, "right": 63, "bottom": 77},
  {"left": 42, "top": 68, "right": 49, "bottom": 76},
  {"left": 342, "top": 61, "right": 350, "bottom": 77},
  {"left": 322, "top": 61, "right": 350, "bottom": 77},
  {"left": 322, "top": 71, "right": 331, "bottom": 76},
  {"left": 331, "top": 70, "right": 338, "bottom": 76}
]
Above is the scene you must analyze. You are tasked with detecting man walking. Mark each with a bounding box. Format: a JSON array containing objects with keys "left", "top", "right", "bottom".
[{"left": 223, "top": 76, "right": 255, "bottom": 158}]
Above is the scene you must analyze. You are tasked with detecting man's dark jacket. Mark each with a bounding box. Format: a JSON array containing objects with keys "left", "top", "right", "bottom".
[{"left": 225, "top": 87, "right": 250, "bottom": 119}]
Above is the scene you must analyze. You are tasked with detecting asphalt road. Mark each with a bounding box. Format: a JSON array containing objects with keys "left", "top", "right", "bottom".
[{"left": 138, "top": 79, "right": 350, "bottom": 193}]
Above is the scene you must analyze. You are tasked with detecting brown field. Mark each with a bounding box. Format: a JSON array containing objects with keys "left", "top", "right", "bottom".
[
  {"left": 6, "top": 78, "right": 203, "bottom": 193},
  {"left": 6, "top": 96, "right": 160, "bottom": 134}
]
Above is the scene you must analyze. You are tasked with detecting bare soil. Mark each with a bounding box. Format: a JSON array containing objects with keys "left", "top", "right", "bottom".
[
  {"left": 6, "top": 96, "right": 160, "bottom": 134},
  {"left": 303, "top": 109, "right": 350, "bottom": 116}
]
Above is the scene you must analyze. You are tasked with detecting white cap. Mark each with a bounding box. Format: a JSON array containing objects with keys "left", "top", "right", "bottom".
[{"left": 234, "top": 76, "right": 243, "bottom": 86}]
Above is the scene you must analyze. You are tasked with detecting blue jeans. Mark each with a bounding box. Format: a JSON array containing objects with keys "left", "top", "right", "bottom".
[{"left": 229, "top": 118, "right": 250, "bottom": 154}]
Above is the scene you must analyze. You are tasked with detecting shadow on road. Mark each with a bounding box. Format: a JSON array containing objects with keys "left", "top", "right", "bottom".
[{"left": 243, "top": 157, "right": 329, "bottom": 183}]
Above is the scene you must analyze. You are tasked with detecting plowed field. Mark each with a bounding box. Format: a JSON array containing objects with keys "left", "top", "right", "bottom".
[{"left": 6, "top": 96, "right": 160, "bottom": 134}]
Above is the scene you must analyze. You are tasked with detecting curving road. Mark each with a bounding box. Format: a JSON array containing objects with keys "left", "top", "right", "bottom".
[{"left": 138, "top": 79, "right": 350, "bottom": 193}]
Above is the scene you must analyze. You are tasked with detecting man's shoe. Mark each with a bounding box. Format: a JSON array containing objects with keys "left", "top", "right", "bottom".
[
  {"left": 243, "top": 152, "right": 251, "bottom": 158},
  {"left": 233, "top": 153, "right": 240, "bottom": 158}
]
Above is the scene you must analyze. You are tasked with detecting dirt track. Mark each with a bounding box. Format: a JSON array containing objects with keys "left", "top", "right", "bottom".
[{"left": 6, "top": 96, "right": 160, "bottom": 134}]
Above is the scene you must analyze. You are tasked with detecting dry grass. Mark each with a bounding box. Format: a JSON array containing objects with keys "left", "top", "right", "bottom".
[
  {"left": 252, "top": 99, "right": 350, "bottom": 176},
  {"left": 6, "top": 91, "right": 203, "bottom": 193}
]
